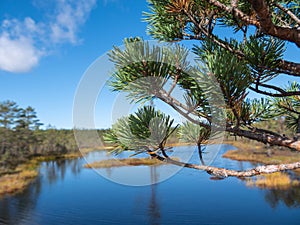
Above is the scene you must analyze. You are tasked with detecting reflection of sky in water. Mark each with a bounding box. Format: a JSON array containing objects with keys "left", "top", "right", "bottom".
[
  {"left": 1, "top": 144, "right": 300, "bottom": 225},
  {"left": 84, "top": 145, "right": 261, "bottom": 186}
]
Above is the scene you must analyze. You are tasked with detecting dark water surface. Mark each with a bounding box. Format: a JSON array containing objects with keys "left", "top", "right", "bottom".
[{"left": 1, "top": 145, "right": 300, "bottom": 225}]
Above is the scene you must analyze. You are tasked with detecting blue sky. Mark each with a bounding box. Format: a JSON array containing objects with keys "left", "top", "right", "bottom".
[
  {"left": 0, "top": 0, "right": 150, "bottom": 128},
  {"left": 0, "top": 0, "right": 299, "bottom": 129}
]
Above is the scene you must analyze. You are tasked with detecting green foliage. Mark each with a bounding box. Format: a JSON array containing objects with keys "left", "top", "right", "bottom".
[
  {"left": 109, "top": 39, "right": 190, "bottom": 89},
  {"left": 193, "top": 41, "right": 252, "bottom": 108},
  {"left": 271, "top": 82, "right": 300, "bottom": 132},
  {"left": 104, "top": 117, "right": 133, "bottom": 154},
  {"left": 143, "top": 0, "right": 183, "bottom": 41},
  {"left": 0, "top": 100, "right": 82, "bottom": 169},
  {"left": 270, "top": 1, "right": 300, "bottom": 29},
  {"left": 108, "top": 0, "right": 300, "bottom": 154},
  {"left": 108, "top": 38, "right": 217, "bottom": 123},
  {"left": 0, "top": 101, "right": 42, "bottom": 160},
  {"left": 104, "top": 106, "right": 178, "bottom": 155},
  {"left": 144, "top": 0, "right": 218, "bottom": 41},
  {"left": 143, "top": 0, "right": 295, "bottom": 84},
  {"left": 109, "top": 38, "right": 228, "bottom": 127},
  {"left": 0, "top": 101, "right": 22, "bottom": 129},
  {"left": 244, "top": 36, "right": 285, "bottom": 82},
  {"left": 178, "top": 121, "right": 210, "bottom": 145},
  {"left": 109, "top": 38, "right": 174, "bottom": 102},
  {"left": 239, "top": 98, "right": 273, "bottom": 125}
]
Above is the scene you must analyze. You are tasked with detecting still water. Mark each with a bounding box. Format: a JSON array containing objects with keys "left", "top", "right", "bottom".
[{"left": 0, "top": 145, "right": 300, "bottom": 225}]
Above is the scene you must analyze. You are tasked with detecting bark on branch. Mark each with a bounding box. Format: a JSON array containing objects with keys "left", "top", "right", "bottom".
[
  {"left": 209, "top": 0, "right": 300, "bottom": 46},
  {"left": 148, "top": 150, "right": 300, "bottom": 178},
  {"left": 208, "top": 0, "right": 260, "bottom": 26},
  {"left": 249, "top": 83, "right": 300, "bottom": 97},
  {"left": 278, "top": 60, "right": 300, "bottom": 77},
  {"left": 181, "top": 5, "right": 300, "bottom": 76},
  {"left": 226, "top": 127, "right": 300, "bottom": 151},
  {"left": 156, "top": 88, "right": 212, "bottom": 123},
  {"left": 248, "top": 0, "right": 300, "bottom": 47}
]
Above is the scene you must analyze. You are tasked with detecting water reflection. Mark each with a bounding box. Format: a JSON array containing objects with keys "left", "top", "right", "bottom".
[
  {"left": 265, "top": 185, "right": 300, "bottom": 208},
  {"left": 148, "top": 166, "right": 160, "bottom": 225},
  {"left": 242, "top": 159, "right": 300, "bottom": 209},
  {"left": 0, "top": 146, "right": 300, "bottom": 225},
  {"left": 42, "top": 158, "right": 82, "bottom": 185},
  {"left": 0, "top": 157, "right": 83, "bottom": 225},
  {"left": 0, "top": 175, "right": 42, "bottom": 225}
]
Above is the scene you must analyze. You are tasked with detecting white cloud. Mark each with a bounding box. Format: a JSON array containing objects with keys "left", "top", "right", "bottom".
[
  {"left": 0, "top": 33, "right": 41, "bottom": 73},
  {"left": 0, "top": 0, "right": 97, "bottom": 73},
  {"left": 0, "top": 18, "right": 44, "bottom": 73},
  {"left": 50, "top": 0, "right": 96, "bottom": 44}
]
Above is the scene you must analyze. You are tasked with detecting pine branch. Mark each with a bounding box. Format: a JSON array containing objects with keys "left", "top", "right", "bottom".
[
  {"left": 278, "top": 60, "right": 300, "bottom": 77},
  {"left": 147, "top": 149, "right": 300, "bottom": 178},
  {"left": 277, "top": 104, "right": 300, "bottom": 115},
  {"left": 249, "top": 82, "right": 300, "bottom": 97},
  {"left": 226, "top": 126, "right": 300, "bottom": 151},
  {"left": 274, "top": 2, "right": 300, "bottom": 27},
  {"left": 182, "top": 9, "right": 300, "bottom": 76},
  {"left": 208, "top": 0, "right": 260, "bottom": 26},
  {"left": 245, "top": 125, "right": 284, "bottom": 137},
  {"left": 167, "top": 75, "right": 179, "bottom": 96},
  {"left": 183, "top": 10, "right": 245, "bottom": 57},
  {"left": 156, "top": 89, "right": 212, "bottom": 127},
  {"left": 248, "top": 0, "right": 300, "bottom": 47},
  {"left": 207, "top": 0, "right": 300, "bottom": 47}
]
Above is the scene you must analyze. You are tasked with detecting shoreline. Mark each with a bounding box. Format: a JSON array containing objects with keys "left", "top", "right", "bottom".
[
  {"left": 0, "top": 151, "right": 86, "bottom": 198},
  {"left": 222, "top": 140, "right": 300, "bottom": 165},
  {"left": 223, "top": 140, "right": 300, "bottom": 189},
  {"left": 0, "top": 146, "right": 115, "bottom": 197},
  {"left": 2, "top": 141, "right": 300, "bottom": 196}
]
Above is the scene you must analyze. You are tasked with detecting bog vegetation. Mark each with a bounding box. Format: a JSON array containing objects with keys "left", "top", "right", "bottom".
[{"left": 0, "top": 100, "right": 109, "bottom": 172}]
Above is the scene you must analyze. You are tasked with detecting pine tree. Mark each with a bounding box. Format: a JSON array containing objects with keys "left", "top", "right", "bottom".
[{"left": 105, "top": 1, "right": 300, "bottom": 178}]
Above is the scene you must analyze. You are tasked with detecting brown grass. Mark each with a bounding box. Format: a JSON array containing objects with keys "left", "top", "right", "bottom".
[
  {"left": 0, "top": 169, "right": 38, "bottom": 196},
  {"left": 246, "top": 172, "right": 300, "bottom": 190},
  {"left": 31, "top": 152, "right": 84, "bottom": 163},
  {"left": 0, "top": 151, "right": 84, "bottom": 197},
  {"left": 85, "top": 157, "right": 171, "bottom": 168},
  {"left": 0, "top": 147, "right": 116, "bottom": 197},
  {"left": 80, "top": 146, "right": 115, "bottom": 153},
  {"left": 165, "top": 142, "right": 193, "bottom": 147},
  {"left": 223, "top": 139, "right": 300, "bottom": 189},
  {"left": 0, "top": 158, "right": 41, "bottom": 196},
  {"left": 223, "top": 140, "right": 300, "bottom": 164}
]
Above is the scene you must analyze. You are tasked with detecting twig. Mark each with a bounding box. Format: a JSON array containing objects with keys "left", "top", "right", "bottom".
[
  {"left": 275, "top": 2, "right": 300, "bottom": 27},
  {"left": 250, "top": 82, "right": 300, "bottom": 97}
]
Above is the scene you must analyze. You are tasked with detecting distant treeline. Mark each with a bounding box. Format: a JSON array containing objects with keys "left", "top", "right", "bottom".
[
  {"left": 0, "top": 100, "right": 108, "bottom": 169},
  {"left": 0, "top": 100, "right": 292, "bottom": 169}
]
